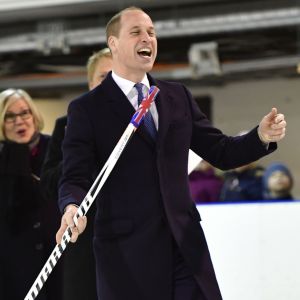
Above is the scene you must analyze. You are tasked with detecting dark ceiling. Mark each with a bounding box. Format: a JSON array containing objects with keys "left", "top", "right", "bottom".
[{"left": 0, "top": 0, "right": 299, "bottom": 92}]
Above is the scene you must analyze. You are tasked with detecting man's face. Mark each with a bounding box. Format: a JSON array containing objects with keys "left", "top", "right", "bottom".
[
  {"left": 89, "top": 56, "right": 113, "bottom": 90},
  {"left": 109, "top": 9, "right": 157, "bottom": 82}
]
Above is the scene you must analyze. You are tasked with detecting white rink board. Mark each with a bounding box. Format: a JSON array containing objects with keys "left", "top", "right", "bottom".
[{"left": 198, "top": 201, "right": 300, "bottom": 300}]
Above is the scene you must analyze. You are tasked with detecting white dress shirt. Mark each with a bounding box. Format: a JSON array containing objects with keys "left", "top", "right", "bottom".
[{"left": 111, "top": 71, "right": 159, "bottom": 129}]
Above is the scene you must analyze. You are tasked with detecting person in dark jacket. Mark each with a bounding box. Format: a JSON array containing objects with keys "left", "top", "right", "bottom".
[
  {"left": 0, "top": 89, "right": 62, "bottom": 300},
  {"left": 262, "top": 162, "right": 293, "bottom": 200},
  {"left": 40, "top": 48, "right": 112, "bottom": 300},
  {"left": 56, "top": 7, "right": 287, "bottom": 300},
  {"left": 219, "top": 161, "right": 265, "bottom": 202},
  {"left": 219, "top": 130, "right": 265, "bottom": 202}
]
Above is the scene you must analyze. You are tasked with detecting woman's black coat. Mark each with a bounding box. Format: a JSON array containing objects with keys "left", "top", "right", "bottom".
[{"left": 0, "top": 134, "right": 62, "bottom": 300}]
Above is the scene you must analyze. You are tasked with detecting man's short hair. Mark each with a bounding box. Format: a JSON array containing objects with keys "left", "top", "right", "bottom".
[{"left": 105, "top": 6, "right": 144, "bottom": 45}]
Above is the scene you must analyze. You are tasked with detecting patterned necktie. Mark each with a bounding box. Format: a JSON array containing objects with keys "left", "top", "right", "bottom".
[{"left": 134, "top": 83, "right": 157, "bottom": 139}]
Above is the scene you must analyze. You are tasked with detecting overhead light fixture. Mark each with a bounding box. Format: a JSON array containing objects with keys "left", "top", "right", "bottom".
[
  {"left": 188, "top": 42, "right": 222, "bottom": 78},
  {"left": 156, "top": 7, "right": 300, "bottom": 37}
]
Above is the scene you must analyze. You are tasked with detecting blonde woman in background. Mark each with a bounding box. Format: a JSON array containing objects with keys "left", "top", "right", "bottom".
[{"left": 0, "top": 89, "right": 62, "bottom": 300}]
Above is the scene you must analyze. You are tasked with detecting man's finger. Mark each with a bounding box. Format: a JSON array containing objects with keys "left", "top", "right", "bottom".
[
  {"left": 77, "top": 216, "right": 87, "bottom": 234},
  {"left": 55, "top": 214, "right": 69, "bottom": 243},
  {"left": 56, "top": 225, "right": 66, "bottom": 244},
  {"left": 70, "top": 227, "right": 79, "bottom": 243},
  {"left": 274, "top": 113, "right": 285, "bottom": 124},
  {"left": 271, "top": 120, "right": 286, "bottom": 130},
  {"left": 265, "top": 107, "right": 277, "bottom": 121},
  {"left": 64, "top": 209, "right": 76, "bottom": 227}
]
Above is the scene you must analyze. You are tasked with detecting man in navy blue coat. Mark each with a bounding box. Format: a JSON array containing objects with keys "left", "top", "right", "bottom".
[{"left": 56, "top": 7, "right": 287, "bottom": 300}]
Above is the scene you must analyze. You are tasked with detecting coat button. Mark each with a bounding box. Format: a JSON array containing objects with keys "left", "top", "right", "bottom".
[
  {"left": 35, "top": 243, "right": 44, "bottom": 250},
  {"left": 33, "top": 222, "right": 41, "bottom": 229}
]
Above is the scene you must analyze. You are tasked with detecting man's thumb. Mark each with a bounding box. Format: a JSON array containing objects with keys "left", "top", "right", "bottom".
[{"left": 266, "top": 107, "right": 277, "bottom": 120}]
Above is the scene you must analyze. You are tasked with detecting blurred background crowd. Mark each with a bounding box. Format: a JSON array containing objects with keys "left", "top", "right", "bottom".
[{"left": 189, "top": 158, "right": 294, "bottom": 204}]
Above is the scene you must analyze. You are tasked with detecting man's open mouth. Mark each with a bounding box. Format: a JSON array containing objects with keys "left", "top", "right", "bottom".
[{"left": 138, "top": 48, "right": 152, "bottom": 58}]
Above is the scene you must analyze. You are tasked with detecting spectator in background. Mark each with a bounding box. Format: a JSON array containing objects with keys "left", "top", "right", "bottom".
[
  {"left": 0, "top": 89, "right": 62, "bottom": 300},
  {"left": 41, "top": 48, "right": 112, "bottom": 201},
  {"left": 262, "top": 162, "right": 293, "bottom": 200},
  {"left": 219, "top": 161, "right": 264, "bottom": 202},
  {"left": 87, "top": 48, "right": 113, "bottom": 90},
  {"left": 189, "top": 160, "right": 223, "bottom": 203},
  {"left": 219, "top": 131, "right": 265, "bottom": 202},
  {"left": 40, "top": 47, "right": 112, "bottom": 300}
]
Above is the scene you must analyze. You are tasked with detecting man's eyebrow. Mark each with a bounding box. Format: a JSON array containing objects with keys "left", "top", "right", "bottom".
[
  {"left": 129, "top": 25, "right": 155, "bottom": 31},
  {"left": 129, "top": 26, "right": 140, "bottom": 31}
]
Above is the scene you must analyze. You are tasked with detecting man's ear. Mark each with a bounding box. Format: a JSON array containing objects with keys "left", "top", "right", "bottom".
[{"left": 108, "top": 36, "right": 117, "bottom": 53}]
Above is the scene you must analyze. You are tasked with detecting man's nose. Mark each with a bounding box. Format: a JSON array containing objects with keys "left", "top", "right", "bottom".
[{"left": 141, "top": 32, "right": 151, "bottom": 42}]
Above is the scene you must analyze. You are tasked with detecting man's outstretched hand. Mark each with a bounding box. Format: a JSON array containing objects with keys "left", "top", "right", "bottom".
[{"left": 258, "top": 108, "right": 286, "bottom": 144}]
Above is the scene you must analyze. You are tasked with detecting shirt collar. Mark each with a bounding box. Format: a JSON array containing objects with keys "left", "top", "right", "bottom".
[{"left": 111, "top": 71, "right": 150, "bottom": 97}]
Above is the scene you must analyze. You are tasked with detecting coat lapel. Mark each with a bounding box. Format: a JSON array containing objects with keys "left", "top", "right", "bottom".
[
  {"left": 148, "top": 74, "right": 172, "bottom": 149},
  {"left": 102, "top": 73, "right": 135, "bottom": 127}
]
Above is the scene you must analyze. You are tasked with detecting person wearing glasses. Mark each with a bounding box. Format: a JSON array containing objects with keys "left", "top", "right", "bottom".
[{"left": 0, "top": 89, "right": 62, "bottom": 300}]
